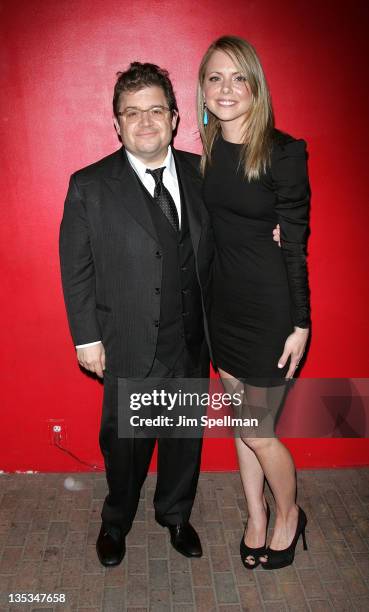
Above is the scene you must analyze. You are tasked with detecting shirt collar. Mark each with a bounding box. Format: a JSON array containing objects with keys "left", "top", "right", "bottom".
[{"left": 125, "top": 146, "right": 177, "bottom": 182}]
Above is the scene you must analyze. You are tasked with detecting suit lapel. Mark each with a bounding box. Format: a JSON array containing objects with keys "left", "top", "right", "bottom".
[
  {"left": 104, "top": 148, "right": 158, "bottom": 242},
  {"left": 173, "top": 149, "right": 203, "bottom": 256}
]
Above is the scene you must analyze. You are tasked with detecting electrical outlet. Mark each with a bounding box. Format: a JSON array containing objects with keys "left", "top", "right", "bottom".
[{"left": 47, "top": 420, "right": 67, "bottom": 446}]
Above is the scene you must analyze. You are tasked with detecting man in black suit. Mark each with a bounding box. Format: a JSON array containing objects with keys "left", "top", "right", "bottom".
[{"left": 59, "top": 63, "right": 213, "bottom": 566}]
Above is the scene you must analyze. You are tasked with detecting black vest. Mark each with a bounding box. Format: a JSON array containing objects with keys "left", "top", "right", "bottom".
[{"left": 136, "top": 170, "right": 204, "bottom": 368}]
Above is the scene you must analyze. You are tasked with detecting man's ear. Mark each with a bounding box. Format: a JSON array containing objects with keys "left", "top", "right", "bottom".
[
  {"left": 171, "top": 111, "right": 178, "bottom": 131},
  {"left": 113, "top": 116, "right": 121, "bottom": 136}
]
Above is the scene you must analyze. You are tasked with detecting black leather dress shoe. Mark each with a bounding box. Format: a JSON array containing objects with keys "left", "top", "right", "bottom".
[
  {"left": 96, "top": 523, "right": 126, "bottom": 567},
  {"left": 168, "top": 523, "right": 202, "bottom": 558}
]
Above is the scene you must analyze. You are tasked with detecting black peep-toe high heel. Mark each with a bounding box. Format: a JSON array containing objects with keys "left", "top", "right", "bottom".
[
  {"left": 240, "top": 502, "right": 271, "bottom": 570},
  {"left": 261, "top": 506, "right": 307, "bottom": 570}
]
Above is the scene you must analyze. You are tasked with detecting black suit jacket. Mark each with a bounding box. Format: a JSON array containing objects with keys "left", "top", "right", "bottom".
[{"left": 59, "top": 147, "right": 213, "bottom": 378}]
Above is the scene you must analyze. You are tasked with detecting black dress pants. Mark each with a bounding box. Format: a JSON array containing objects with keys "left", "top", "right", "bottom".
[{"left": 99, "top": 348, "right": 204, "bottom": 535}]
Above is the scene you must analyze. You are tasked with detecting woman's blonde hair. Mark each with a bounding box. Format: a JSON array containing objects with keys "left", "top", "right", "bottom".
[{"left": 197, "top": 35, "right": 274, "bottom": 180}]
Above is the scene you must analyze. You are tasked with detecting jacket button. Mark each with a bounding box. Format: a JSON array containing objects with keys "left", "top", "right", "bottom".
[
  {"left": 182, "top": 312, "right": 189, "bottom": 317},
  {"left": 155, "top": 288, "right": 161, "bottom": 295},
  {"left": 155, "top": 251, "right": 162, "bottom": 258},
  {"left": 154, "top": 320, "right": 159, "bottom": 327},
  {"left": 181, "top": 266, "right": 187, "bottom": 271}
]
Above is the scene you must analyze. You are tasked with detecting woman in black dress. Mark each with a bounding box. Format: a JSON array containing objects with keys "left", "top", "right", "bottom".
[{"left": 197, "top": 36, "right": 310, "bottom": 570}]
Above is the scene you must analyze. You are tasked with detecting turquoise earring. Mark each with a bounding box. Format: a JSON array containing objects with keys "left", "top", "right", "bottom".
[{"left": 203, "top": 105, "right": 208, "bottom": 126}]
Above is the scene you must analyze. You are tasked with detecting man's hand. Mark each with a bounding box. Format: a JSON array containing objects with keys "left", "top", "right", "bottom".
[
  {"left": 277, "top": 327, "right": 309, "bottom": 379},
  {"left": 77, "top": 343, "right": 105, "bottom": 378},
  {"left": 273, "top": 223, "right": 281, "bottom": 247}
]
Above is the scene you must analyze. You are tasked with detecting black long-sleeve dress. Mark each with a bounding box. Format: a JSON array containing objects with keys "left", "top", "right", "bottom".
[{"left": 203, "top": 129, "right": 311, "bottom": 386}]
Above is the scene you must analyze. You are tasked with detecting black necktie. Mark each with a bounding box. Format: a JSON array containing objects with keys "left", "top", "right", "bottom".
[{"left": 146, "top": 167, "right": 179, "bottom": 232}]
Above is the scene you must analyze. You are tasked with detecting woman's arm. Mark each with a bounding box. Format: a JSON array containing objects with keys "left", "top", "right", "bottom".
[{"left": 272, "top": 137, "right": 311, "bottom": 376}]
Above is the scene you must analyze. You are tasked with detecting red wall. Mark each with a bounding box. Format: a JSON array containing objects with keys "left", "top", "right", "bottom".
[{"left": 1, "top": 0, "right": 368, "bottom": 472}]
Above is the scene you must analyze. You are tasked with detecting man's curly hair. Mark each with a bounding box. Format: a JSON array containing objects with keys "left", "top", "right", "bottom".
[{"left": 113, "top": 62, "right": 178, "bottom": 118}]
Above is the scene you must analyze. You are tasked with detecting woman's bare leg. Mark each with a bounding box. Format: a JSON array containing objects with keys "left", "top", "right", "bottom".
[
  {"left": 219, "top": 369, "right": 268, "bottom": 565},
  {"left": 219, "top": 369, "right": 299, "bottom": 558},
  {"left": 241, "top": 384, "right": 299, "bottom": 553}
]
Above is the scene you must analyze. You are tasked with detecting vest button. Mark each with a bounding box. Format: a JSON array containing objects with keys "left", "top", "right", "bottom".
[
  {"left": 181, "top": 266, "right": 187, "bottom": 271},
  {"left": 182, "top": 312, "right": 190, "bottom": 317},
  {"left": 155, "top": 251, "right": 162, "bottom": 258},
  {"left": 155, "top": 288, "right": 161, "bottom": 295},
  {"left": 154, "top": 320, "right": 159, "bottom": 327}
]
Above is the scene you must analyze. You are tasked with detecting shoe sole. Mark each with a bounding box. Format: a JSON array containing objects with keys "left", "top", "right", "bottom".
[
  {"left": 170, "top": 542, "right": 203, "bottom": 558},
  {"left": 96, "top": 547, "right": 125, "bottom": 567},
  {"left": 261, "top": 559, "right": 293, "bottom": 570}
]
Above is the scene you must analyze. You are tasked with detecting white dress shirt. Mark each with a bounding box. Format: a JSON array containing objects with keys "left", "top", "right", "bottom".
[
  {"left": 126, "top": 146, "right": 181, "bottom": 225},
  {"left": 76, "top": 146, "right": 181, "bottom": 349}
]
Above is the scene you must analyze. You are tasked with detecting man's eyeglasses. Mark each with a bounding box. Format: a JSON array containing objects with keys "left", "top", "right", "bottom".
[{"left": 117, "top": 106, "right": 172, "bottom": 123}]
